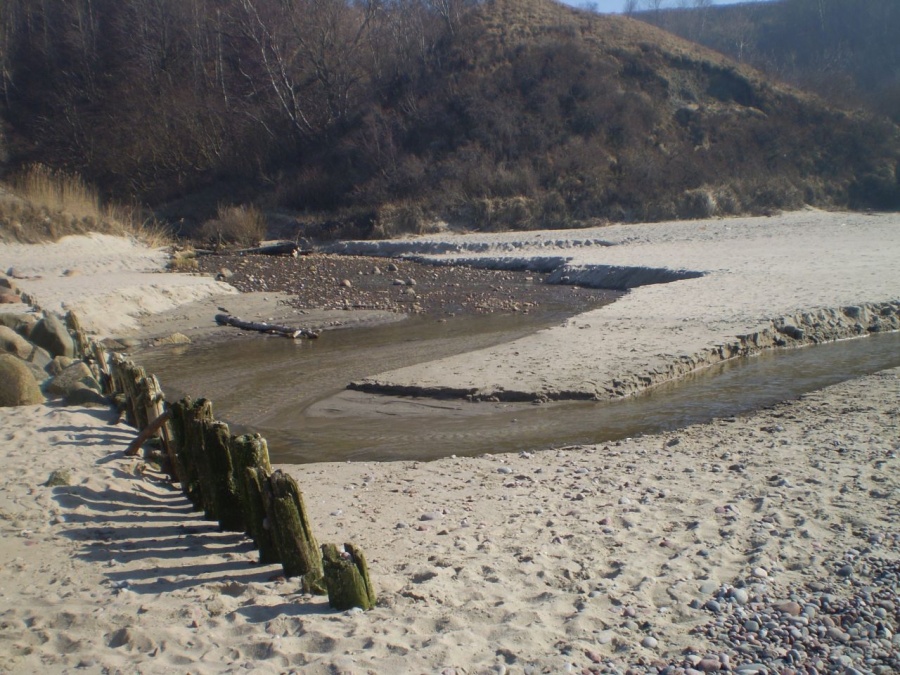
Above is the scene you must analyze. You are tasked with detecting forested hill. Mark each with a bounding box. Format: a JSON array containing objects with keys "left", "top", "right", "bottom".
[
  {"left": 1, "top": 0, "right": 898, "bottom": 238},
  {"left": 637, "top": 0, "right": 900, "bottom": 126}
]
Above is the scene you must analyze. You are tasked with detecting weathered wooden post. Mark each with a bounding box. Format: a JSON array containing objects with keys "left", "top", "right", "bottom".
[
  {"left": 230, "top": 433, "right": 272, "bottom": 539},
  {"left": 321, "top": 543, "right": 377, "bottom": 611},
  {"left": 64, "top": 311, "right": 92, "bottom": 360},
  {"left": 262, "top": 470, "right": 325, "bottom": 592},
  {"left": 200, "top": 419, "right": 245, "bottom": 532},
  {"left": 244, "top": 465, "right": 281, "bottom": 565},
  {"left": 169, "top": 397, "right": 209, "bottom": 510},
  {"left": 109, "top": 355, "right": 149, "bottom": 429},
  {"left": 89, "top": 341, "right": 113, "bottom": 395}
]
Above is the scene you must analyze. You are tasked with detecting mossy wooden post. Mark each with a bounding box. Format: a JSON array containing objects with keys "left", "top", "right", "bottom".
[
  {"left": 182, "top": 398, "right": 217, "bottom": 517},
  {"left": 141, "top": 374, "right": 174, "bottom": 471},
  {"left": 200, "top": 419, "right": 245, "bottom": 532},
  {"left": 322, "top": 543, "right": 377, "bottom": 611},
  {"left": 90, "top": 341, "right": 113, "bottom": 395},
  {"left": 64, "top": 311, "right": 91, "bottom": 360},
  {"left": 108, "top": 354, "right": 133, "bottom": 424},
  {"left": 110, "top": 355, "right": 148, "bottom": 430},
  {"left": 245, "top": 465, "right": 280, "bottom": 565},
  {"left": 263, "top": 470, "right": 324, "bottom": 592},
  {"left": 230, "top": 434, "right": 272, "bottom": 538},
  {"left": 169, "top": 397, "right": 209, "bottom": 510},
  {"left": 127, "top": 363, "right": 150, "bottom": 431}
]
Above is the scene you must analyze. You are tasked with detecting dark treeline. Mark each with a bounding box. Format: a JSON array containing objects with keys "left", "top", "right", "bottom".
[
  {"left": 1, "top": 0, "right": 898, "bottom": 236},
  {"left": 0, "top": 0, "right": 468, "bottom": 204},
  {"left": 642, "top": 0, "right": 900, "bottom": 124}
]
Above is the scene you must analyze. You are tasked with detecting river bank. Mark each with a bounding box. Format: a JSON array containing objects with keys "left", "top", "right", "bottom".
[{"left": 0, "top": 211, "right": 898, "bottom": 673}]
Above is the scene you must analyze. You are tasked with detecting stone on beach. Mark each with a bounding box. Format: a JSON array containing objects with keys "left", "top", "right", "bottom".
[{"left": 0, "top": 353, "right": 44, "bottom": 406}]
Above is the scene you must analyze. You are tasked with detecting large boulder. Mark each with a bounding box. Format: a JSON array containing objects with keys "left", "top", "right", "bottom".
[
  {"left": 0, "top": 325, "right": 34, "bottom": 359},
  {"left": 0, "top": 354, "right": 44, "bottom": 406},
  {"left": 0, "top": 313, "right": 36, "bottom": 337},
  {"left": 47, "top": 355, "right": 78, "bottom": 377},
  {"left": 64, "top": 384, "right": 108, "bottom": 407},
  {"left": 46, "top": 361, "right": 102, "bottom": 397},
  {"left": 30, "top": 314, "right": 75, "bottom": 358}
]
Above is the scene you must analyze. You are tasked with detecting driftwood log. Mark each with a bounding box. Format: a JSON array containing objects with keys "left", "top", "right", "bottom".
[
  {"left": 322, "top": 543, "right": 377, "bottom": 611},
  {"left": 234, "top": 241, "right": 304, "bottom": 257},
  {"left": 125, "top": 408, "right": 171, "bottom": 457},
  {"left": 215, "top": 313, "right": 319, "bottom": 340}
]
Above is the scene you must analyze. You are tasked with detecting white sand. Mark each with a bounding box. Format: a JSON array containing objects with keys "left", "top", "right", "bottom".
[
  {"left": 337, "top": 209, "right": 900, "bottom": 400},
  {"left": 0, "top": 233, "right": 236, "bottom": 336},
  {"left": 0, "top": 214, "right": 898, "bottom": 673}
]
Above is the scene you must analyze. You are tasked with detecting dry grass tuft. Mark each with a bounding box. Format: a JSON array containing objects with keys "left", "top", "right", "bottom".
[
  {"left": 14, "top": 164, "right": 101, "bottom": 220},
  {"left": 197, "top": 204, "right": 267, "bottom": 248},
  {"left": 0, "top": 164, "right": 172, "bottom": 246}
]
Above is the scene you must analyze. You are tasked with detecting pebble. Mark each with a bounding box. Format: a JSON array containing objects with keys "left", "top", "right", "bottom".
[
  {"left": 419, "top": 512, "right": 442, "bottom": 521},
  {"left": 751, "top": 567, "right": 768, "bottom": 578},
  {"left": 774, "top": 601, "right": 802, "bottom": 616},
  {"left": 664, "top": 552, "right": 900, "bottom": 675},
  {"left": 731, "top": 588, "right": 749, "bottom": 605},
  {"left": 641, "top": 636, "right": 658, "bottom": 649},
  {"left": 497, "top": 467, "right": 513, "bottom": 474}
]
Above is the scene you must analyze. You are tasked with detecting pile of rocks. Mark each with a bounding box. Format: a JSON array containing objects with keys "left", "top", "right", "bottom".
[{"left": 0, "top": 276, "right": 106, "bottom": 408}]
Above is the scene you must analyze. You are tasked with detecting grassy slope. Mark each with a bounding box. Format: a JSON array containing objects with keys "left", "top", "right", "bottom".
[{"left": 282, "top": 0, "right": 899, "bottom": 238}]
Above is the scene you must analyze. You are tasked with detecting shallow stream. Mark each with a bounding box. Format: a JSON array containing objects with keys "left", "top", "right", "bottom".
[{"left": 136, "top": 312, "right": 900, "bottom": 464}]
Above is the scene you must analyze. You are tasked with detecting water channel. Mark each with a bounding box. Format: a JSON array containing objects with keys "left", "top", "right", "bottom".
[{"left": 136, "top": 311, "right": 900, "bottom": 465}]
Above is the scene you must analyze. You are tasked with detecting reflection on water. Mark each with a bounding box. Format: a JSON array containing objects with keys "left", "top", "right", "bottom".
[{"left": 137, "top": 312, "right": 900, "bottom": 464}]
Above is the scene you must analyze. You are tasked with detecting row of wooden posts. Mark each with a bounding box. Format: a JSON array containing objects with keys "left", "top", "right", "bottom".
[{"left": 66, "top": 312, "right": 376, "bottom": 612}]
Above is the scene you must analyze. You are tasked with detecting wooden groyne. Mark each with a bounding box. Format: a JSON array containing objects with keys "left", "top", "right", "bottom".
[{"left": 71, "top": 315, "right": 374, "bottom": 611}]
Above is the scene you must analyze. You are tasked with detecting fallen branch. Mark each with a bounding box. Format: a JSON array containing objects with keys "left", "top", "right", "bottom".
[
  {"left": 214, "top": 313, "right": 319, "bottom": 339},
  {"left": 125, "top": 408, "right": 172, "bottom": 457}
]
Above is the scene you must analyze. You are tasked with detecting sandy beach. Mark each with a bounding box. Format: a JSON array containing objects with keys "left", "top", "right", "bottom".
[{"left": 0, "top": 212, "right": 898, "bottom": 674}]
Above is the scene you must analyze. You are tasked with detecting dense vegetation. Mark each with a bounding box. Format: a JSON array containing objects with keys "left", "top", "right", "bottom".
[
  {"left": 641, "top": 0, "right": 900, "bottom": 125},
  {"left": 1, "top": 0, "right": 898, "bottom": 239}
]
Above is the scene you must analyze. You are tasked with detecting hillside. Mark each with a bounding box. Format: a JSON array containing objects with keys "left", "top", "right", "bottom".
[
  {"left": 1, "top": 0, "right": 898, "bottom": 239},
  {"left": 639, "top": 0, "right": 900, "bottom": 125}
]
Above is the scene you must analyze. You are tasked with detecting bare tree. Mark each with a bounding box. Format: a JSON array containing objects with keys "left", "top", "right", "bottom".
[{"left": 623, "top": 0, "right": 639, "bottom": 15}]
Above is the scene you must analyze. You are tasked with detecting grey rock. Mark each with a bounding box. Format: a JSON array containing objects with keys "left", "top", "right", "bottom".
[
  {"left": 0, "top": 354, "right": 44, "bottom": 406},
  {"left": 26, "top": 344, "right": 52, "bottom": 369},
  {"left": 47, "top": 361, "right": 101, "bottom": 397},
  {"left": 64, "top": 384, "right": 108, "bottom": 407},
  {"left": 0, "top": 325, "right": 34, "bottom": 358},
  {"left": 47, "top": 355, "right": 78, "bottom": 377},
  {"left": 731, "top": 588, "right": 750, "bottom": 605},
  {"left": 30, "top": 314, "right": 75, "bottom": 358},
  {"left": 0, "top": 313, "right": 37, "bottom": 336}
]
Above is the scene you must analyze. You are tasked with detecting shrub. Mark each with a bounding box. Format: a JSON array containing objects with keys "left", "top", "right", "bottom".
[{"left": 197, "top": 205, "right": 267, "bottom": 248}]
